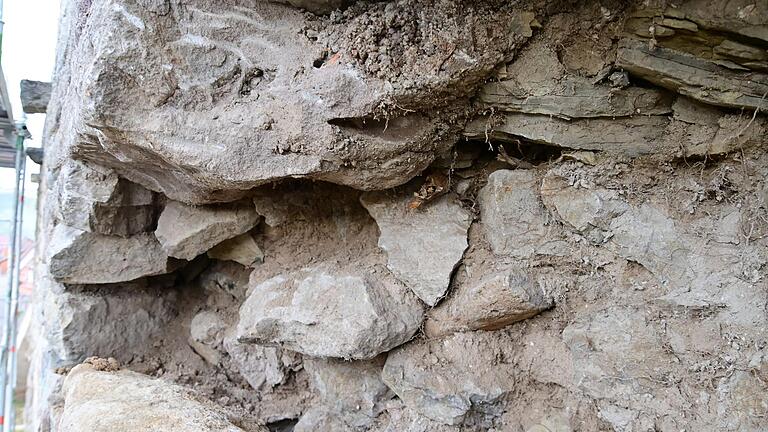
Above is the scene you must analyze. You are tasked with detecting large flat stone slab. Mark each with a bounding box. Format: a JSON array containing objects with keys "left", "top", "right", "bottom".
[
  {"left": 616, "top": 38, "right": 768, "bottom": 110},
  {"left": 48, "top": 225, "right": 176, "bottom": 284},
  {"left": 51, "top": 0, "right": 538, "bottom": 203}
]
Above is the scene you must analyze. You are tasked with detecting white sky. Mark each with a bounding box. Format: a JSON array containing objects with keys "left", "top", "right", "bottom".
[{"left": 0, "top": 0, "right": 61, "bottom": 238}]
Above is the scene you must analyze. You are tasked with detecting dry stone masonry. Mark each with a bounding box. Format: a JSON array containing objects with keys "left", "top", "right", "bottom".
[{"left": 24, "top": 0, "right": 768, "bottom": 431}]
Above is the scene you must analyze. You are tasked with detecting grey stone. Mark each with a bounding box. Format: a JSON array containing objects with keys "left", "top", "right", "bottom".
[
  {"left": 188, "top": 310, "right": 228, "bottom": 365},
  {"left": 268, "top": 0, "right": 348, "bottom": 14},
  {"left": 360, "top": 192, "right": 471, "bottom": 306},
  {"left": 296, "top": 356, "right": 392, "bottom": 431},
  {"left": 672, "top": 97, "right": 723, "bottom": 126},
  {"left": 43, "top": 275, "right": 177, "bottom": 362},
  {"left": 223, "top": 330, "right": 295, "bottom": 391},
  {"left": 58, "top": 363, "right": 253, "bottom": 432},
  {"left": 48, "top": 225, "right": 175, "bottom": 284},
  {"left": 616, "top": 38, "right": 768, "bottom": 109},
  {"left": 426, "top": 268, "right": 553, "bottom": 337},
  {"left": 543, "top": 166, "right": 767, "bottom": 327},
  {"left": 53, "top": 0, "right": 501, "bottom": 203},
  {"left": 382, "top": 332, "right": 514, "bottom": 425},
  {"left": 26, "top": 147, "right": 44, "bottom": 165},
  {"left": 562, "top": 306, "right": 672, "bottom": 402},
  {"left": 155, "top": 201, "right": 258, "bottom": 260},
  {"left": 477, "top": 170, "right": 559, "bottom": 258},
  {"left": 478, "top": 76, "right": 672, "bottom": 119},
  {"left": 465, "top": 114, "right": 677, "bottom": 156},
  {"left": 56, "top": 161, "right": 155, "bottom": 237},
  {"left": 20, "top": 79, "right": 52, "bottom": 114},
  {"left": 190, "top": 311, "right": 228, "bottom": 346},
  {"left": 236, "top": 265, "right": 423, "bottom": 359},
  {"left": 540, "top": 172, "right": 629, "bottom": 244},
  {"left": 207, "top": 233, "right": 264, "bottom": 267}
]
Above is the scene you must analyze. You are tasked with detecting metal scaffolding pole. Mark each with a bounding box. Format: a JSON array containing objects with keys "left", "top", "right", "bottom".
[{"left": 0, "top": 127, "right": 25, "bottom": 430}]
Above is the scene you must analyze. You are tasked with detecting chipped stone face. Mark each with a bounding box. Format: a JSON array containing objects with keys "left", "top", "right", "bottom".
[
  {"left": 382, "top": 332, "right": 514, "bottom": 426},
  {"left": 478, "top": 170, "right": 562, "bottom": 258},
  {"left": 188, "top": 310, "right": 228, "bottom": 365},
  {"left": 58, "top": 364, "right": 253, "bottom": 432},
  {"left": 155, "top": 201, "right": 258, "bottom": 260},
  {"left": 56, "top": 161, "right": 155, "bottom": 237},
  {"left": 48, "top": 225, "right": 176, "bottom": 284},
  {"left": 297, "top": 356, "right": 392, "bottom": 430},
  {"left": 236, "top": 266, "right": 424, "bottom": 359},
  {"left": 426, "top": 268, "right": 553, "bottom": 337},
  {"left": 43, "top": 276, "right": 177, "bottom": 362},
  {"left": 223, "top": 331, "right": 296, "bottom": 392},
  {"left": 360, "top": 192, "right": 471, "bottom": 306},
  {"left": 540, "top": 171, "right": 629, "bottom": 244}
]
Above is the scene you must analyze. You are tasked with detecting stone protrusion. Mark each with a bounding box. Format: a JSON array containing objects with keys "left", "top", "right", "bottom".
[
  {"left": 236, "top": 266, "right": 423, "bottom": 359},
  {"left": 207, "top": 233, "right": 264, "bottom": 267},
  {"left": 20, "top": 79, "right": 52, "bottom": 114},
  {"left": 57, "top": 161, "right": 155, "bottom": 237},
  {"left": 155, "top": 201, "right": 259, "bottom": 261},
  {"left": 426, "top": 268, "right": 553, "bottom": 337},
  {"left": 48, "top": 225, "right": 176, "bottom": 284},
  {"left": 58, "top": 363, "right": 254, "bottom": 432}
]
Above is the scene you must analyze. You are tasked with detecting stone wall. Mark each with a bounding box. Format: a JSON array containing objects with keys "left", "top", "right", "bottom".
[{"left": 25, "top": 0, "right": 768, "bottom": 431}]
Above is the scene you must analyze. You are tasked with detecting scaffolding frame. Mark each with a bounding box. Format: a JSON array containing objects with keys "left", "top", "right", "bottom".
[{"left": 0, "top": 127, "right": 25, "bottom": 431}]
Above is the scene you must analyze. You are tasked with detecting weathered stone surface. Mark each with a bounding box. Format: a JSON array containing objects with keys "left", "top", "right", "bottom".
[
  {"left": 541, "top": 172, "right": 629, "bottom": 244},
  {"left": 53, "top": 0, "right": 536, "bottom": 203},
  {"left": 44, "top": 276, "right": 177, "bottom": 362},
  {"left": 236, "top": 265, "right": 423, "bottom": 359},
  {"left": 542, "top": 167, "right": 767, "bottom": 327},
  {"left": 20, "top": 79, "right": 52, "bottom": 114},
  {"left": 188, "top": 310, "right": 228, "bottom": 365},
  {"left": 360, "top": 192, "right": 471, "bottom": 306},
  {"left": 623, "top": 2, "right": 768, "bottom": 64},
  {"left": 616, "top": 38, "right": 768, "bottom": 109},
  {"left": 465, "top": 114, "right": 676, "bottom": 156},
  {"left": 478, "top": 76, "right": 673, "bottom": 119},
  {"left": 297, "top": 356, "right": 391, "bottom": 431},
  {"left": 382, "top": 332, "right": 514, "bottom": 425},
  {"left": 477, "top": 170, "right": 562, "bottom": 258},
  {"left": 223, "top": 330, "right": 297, "bottom": 391},
  {"left": 207, "top": 233, "right": 264, "bottom": 267},
  {"left": 155, "top": 201, "right": 258, "bottom": 260},
  {"left": 426, "top": 268, "right": 553, "bottom": 337},
  {"left": 268, "top": 0, "right": 348, "bottom": 14},
  {"left": 48, "top": 225, "right": 175, "bottom": 284},
  {"left": 56, "top": 161, "right": 155, "bottom": 237},
  {"left": 58, "top": 363, "right": 253, "bottom": 432}
]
